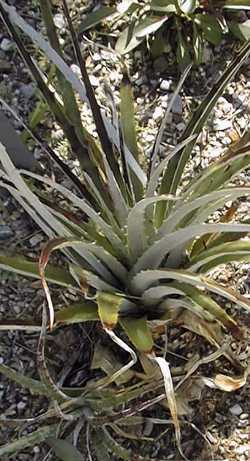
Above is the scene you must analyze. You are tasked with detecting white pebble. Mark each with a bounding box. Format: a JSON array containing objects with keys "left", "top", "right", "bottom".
[
  {"left": 229, "top": 404, "right": 243, "bottom": 416},
  {"left": 1, "top": 38, "right": 13, "bottom": 52},
  {"left": 213, "top": 119, "right": 232, "bottom": 131}
]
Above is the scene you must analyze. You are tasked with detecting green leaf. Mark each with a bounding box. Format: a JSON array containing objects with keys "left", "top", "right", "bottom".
[
  {"left": 70, "top": 265, "right": 115, "bottom": 293},
  {"left": 40, "top": 0, "right": 86, "bottom": 150},
  {"left": 229, "top": 20, "right": 250, "bottom": 41},
  {"left": 0, "top": 143, "right": 84, "bottom": 245},
  {"left": 189, "top": 240, "right": 250, "bottom": 272},
  {"left": 116, "top": 16, "right": 168, "bottom": 54},
  {"left": 78, "top": 6, "right": 116, "bottom": 33},
  {"left": 174, "top": 282, "right": 241, "bottom": 337},
  {"left": 148, "top": 135, "right": 196, "bottom": 196},
  {"left": 120, "top": 317, "right": 154, "bottom": 353},
  {"left": 193, "top": 22, "right": 204, "bottom": 64},
  {"left": 132, "top": 222, "right": 250, "bottom": 273},
  {"left": 185, "top": 131, "right": 250, "bottom": 200},
  {"left": 20, "top": 170, "right": 126, "bottom": 260},
  {"left": 159, "top": 187, "right": 250, "bottom": 233},
  {"left": 176, "top": 24, "right": 191, "bottom": 67},
  {"left": 46, "top": 438, "right": 84, "bottom": 461},
  {"left": 127, "top": 195, "right": 179, "bottom": 263},
  {"left": 195, "top": 14, "right": 223, "bottom": 45},
  {"left": 97, "top": 292, "right": 123, "bottom": 328},
  {"left": 0, "top": 363, "right": 47, "bottom": 396},
  {"left": 0, "top": 254, "right": 75, "bottom": 287},
  {"left": 136, "top": 16, "right": 169, "bottom": 38},
  {"left": 0, "top": 425, "right": 57, "bottom": 456},
  {"left": 92, "top": 430, "right": 111, "bottom": 461},
  {"left": 120, "top": 69, "right": 143, "bottom": 201},
  {"left": 131, "top": 268, "right": 250, "bottom": 313},
  {"left": 55, "top": 301, "right": 99, "bottom": 325}
]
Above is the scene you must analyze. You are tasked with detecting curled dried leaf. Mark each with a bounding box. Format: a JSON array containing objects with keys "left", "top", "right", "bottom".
[{"left": 213, "top": 370, "right": 248, "bottom": 392}]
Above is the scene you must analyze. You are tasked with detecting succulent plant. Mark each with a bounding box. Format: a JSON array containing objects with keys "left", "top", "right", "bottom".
[
  {"left": 79, "top": 0, "right": 250, "bottom": 66},
  {"left": 0, "top": 1, "right": 250, "bottom": 459}
]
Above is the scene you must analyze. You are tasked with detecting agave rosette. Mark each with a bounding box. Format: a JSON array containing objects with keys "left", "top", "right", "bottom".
[{"left": 0, "top": 1, "right": 250, "bottom": 458}]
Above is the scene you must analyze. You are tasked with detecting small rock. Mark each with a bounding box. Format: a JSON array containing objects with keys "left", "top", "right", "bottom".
[
  {"left": 20, "top": 83, "right": 36, "bottom": 100},
  {"left": 218, "top": 97, "right": 232, "bottom": 114},
  {"left": 160, "top": 79, "right": 172, "bottom": 91},
  {"left": 109, "top": 71, "right": 119, "bottom": 82},
  {"left": 0, "top": 225, "right": 13, "bottom": 241},
  {"left": 145, "top": 134, "right": 156, "bottom": 144},
  {"left": 92, "top": 53, "right": 101, "bottom": 62},
  {"left": 136, "top": 76, "right": 147, "bottom": 86},
  {"left": 206, "top": 431, "right": 217, "bottom": 444},
  {"left": 176, "top": 122, "right": 186, "bottom": 132},
  {"left": 54, "top": 13, "right": 65, "bottom": 29},
  {"left": 239, "top": 413, "right": 249, "bottom": 420},
  {"left": 202, "top": 45, "right": 213, "bottom": 63},
  {"left": 235, "top": 444, "right": 250, "bottom": 455},
  {"left": 17, "top": 401, "right": 26, "bottom": 411},
  {"left": 13, "top": 304, "right": 21, "bottom": 314},
  {"left": 221, "top": 136, "right": 231, "bottom": 146},
  {"left": 0, "top": 111, "right": 38, "bottom": 170},
  {"left": 89, "top": 75, "right": 99, "bottom": 87},
  {"left": 71, "top": 64, "right": 81, "bottom": 77},
  {"left": 238, "top": 117, "right": 248, "bottom": 130},
  {"left": 213, "top": 119, "right": 232, "bottom": 131},
  {"left": 0, "top": 38, "right": 13, "bottom": 52},
  {"left": 29, "top": 234, "right": 43, "bottom": 247},
  {"left": 153, "top": 106, "right": 164, "bottom": 121},
  {"left": 229, "top": 403, "right": 243, "bottom": 416},
  {"left": 238, "top": 433, "right": 249, "bottom": 440},
  {"left": 171, "top": 94, "right": 183, "bottom": 115},
  {"left": 134, "top": 50, "right": 142, "bottom": 60},
  {"left": 0, "top": 59, "right": 11, "bottom": 72}
]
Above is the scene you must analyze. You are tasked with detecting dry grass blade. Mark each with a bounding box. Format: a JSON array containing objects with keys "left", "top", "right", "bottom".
[
  {"left": 151, "top": 356, "right": 188, "bottom": 461},
  {"left": 100, "top": 329, "right": 137, "bottom": 388},
  {"left": 39, "top": 252, "right": 57, "bottom": 330},
  {"left": 0, "top": 321, "right": 41, "bottom": 331},
  {"left": 37, "top": 304, "right": 71, "bottom": 401},
  {"left": 175, "top": 343, "right": 229, "bottom": 391}
]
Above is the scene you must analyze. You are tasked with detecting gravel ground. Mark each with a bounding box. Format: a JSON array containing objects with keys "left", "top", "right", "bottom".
[{"left": 0, "top": 1, "right": 250, "bottom": 460}]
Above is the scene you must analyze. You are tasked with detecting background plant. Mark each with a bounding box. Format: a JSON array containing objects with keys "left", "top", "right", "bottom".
[
  {"left": 79, "top": 0, "right": 250, "bottom": 66},
  {"left": 0, "top": 0, "right": 250, "bottom": 459}
]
